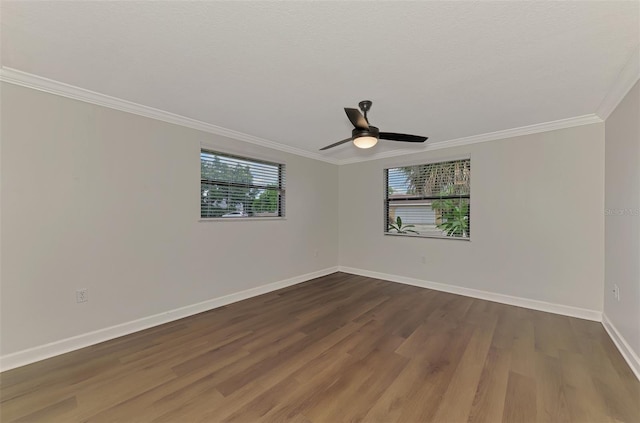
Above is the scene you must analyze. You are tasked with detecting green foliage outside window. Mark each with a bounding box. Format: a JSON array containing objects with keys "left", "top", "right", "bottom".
[
  {"left": 252, "top": 186, "right": 279, "bottom": 213},
  {"left": 387, "top": 216, "right": 419, "bottom": 234},
  {"left": 200, "top": 151, "right": 283, "bottom": 218},
  {"left": 390, "top": 159, "right": 470, "bottom": 238}
]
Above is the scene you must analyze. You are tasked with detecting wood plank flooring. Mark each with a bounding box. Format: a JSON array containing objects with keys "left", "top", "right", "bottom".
[{"left": 1, "top": 272, "right": 638, "bottom": 422}]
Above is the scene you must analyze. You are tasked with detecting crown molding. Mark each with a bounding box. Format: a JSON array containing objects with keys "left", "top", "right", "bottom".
[
  {"left": 596, "top": 47, "right": 640, "bottom": 120},
  {"left": 2, "top": 67, "right": 603, "bottom": 167},
  {"left": 335, "top": 113, "right": 603, "bottom": 165},
  {"left": 0, "top": 67, "right": 341, "bottom": 165}
]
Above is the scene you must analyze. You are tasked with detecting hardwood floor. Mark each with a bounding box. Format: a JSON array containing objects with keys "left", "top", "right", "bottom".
[{"left": 1, "top": 272, "right": 638, "bottom": 422}]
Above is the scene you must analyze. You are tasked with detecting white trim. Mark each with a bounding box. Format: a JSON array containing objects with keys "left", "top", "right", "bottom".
[
  {"left": 1, "top": 67, "right": 603, "bottom": 166},
  {"left": 337, "top": 114, "right": 603, "bottom": 165},
  {"left": 198, "top": 217, "right": 286, "bottom": 222},
  {"left": 596, "top": 47, "right": 640, "bottom": 120},
  {"left": 383, "top": 232, "right": 471, "bottom": 241},
  {"left": 0, "top": 267, "right": 339, "bottom": 372},
  {"left": 339, "top": 266, "right": 640, "bottom": 381},
  {"left": 338, "top": 266, "right": 602, "bottom": 321},
  {"left": 0, "top": 67, "right": 340, "bottom": 165},
  {"left": 602, "top": 313, "right": 640, "bottom": 382},
  {"left": 4, "top": 266, "right": 637, "bottom": 383}
]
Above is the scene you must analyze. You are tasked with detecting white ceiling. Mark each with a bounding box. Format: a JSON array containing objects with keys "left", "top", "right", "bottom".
[{"left": 2, "top": 1, "right": 638, "bottom": 162}]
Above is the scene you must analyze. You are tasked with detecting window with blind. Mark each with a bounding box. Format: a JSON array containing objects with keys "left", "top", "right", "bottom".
[
  {"left": 201, "top": 150, "right": 285, "bottom": 219},
  {"left": 385, "top": 158, "right": 470, "bottom": 239}
]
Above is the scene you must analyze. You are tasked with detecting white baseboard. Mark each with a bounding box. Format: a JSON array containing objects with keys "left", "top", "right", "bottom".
[
  {"left": 602, "top": 313, "right": 640, "bottom": 382},
  {"left": 339, "top": 267, "right": 640, "bottom": 381},
  {"left": 338, "top": 266, "right": 602, "bottom": 321},
  {"left": 0, "top": 267, "right": 339, "bottom": 372},
  {"left": 9, "top": 266, "right": 634, "bottom": 382}
]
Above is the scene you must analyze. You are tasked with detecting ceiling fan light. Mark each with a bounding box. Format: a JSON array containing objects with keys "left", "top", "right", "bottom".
[{"left": 353, "top": 136, "right": 378, "bottom": 149}]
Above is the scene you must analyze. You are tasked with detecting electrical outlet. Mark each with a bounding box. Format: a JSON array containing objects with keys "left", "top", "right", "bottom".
[
  {"left": 76, "top": 288, "right": 88, "bottom": 303},
  {"left": 421, "top": 255, "right": 427, "bottom": 264},
  {"left": 314, "top": 249, "right": 319, "bottom": 258},
  {"left": 612, "top": 284, "right": 620, "bottom": 301}
]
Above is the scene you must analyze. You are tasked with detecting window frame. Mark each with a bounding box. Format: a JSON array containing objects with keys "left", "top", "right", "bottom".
[
  {"left": 200, "top": 149, "right": 286, "bottom": 220},
  {"left": 384, "top": 157, "right": 471, "bottom": 240}
]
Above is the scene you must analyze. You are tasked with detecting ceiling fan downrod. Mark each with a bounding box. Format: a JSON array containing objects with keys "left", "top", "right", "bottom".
[{"left": 359, "top": 100, "right": 372, "bottom": 123}]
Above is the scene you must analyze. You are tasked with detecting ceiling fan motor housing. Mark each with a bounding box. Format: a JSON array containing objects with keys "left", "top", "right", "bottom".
[{"left": 352, "top": 125, "right": 379, "bottom": 139}]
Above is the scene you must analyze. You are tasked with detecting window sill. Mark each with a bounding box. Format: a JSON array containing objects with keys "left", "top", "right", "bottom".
[
  {"left": 384, "top": 232, "right": 471, "bottom": 241},
  {"left": 199, "top": 217, "right": 286, "bottom": 222}
]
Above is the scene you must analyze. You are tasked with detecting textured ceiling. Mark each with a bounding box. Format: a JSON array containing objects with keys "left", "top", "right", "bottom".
[{"left": 2, "top": 1, "right": 638, "bottom": 162}]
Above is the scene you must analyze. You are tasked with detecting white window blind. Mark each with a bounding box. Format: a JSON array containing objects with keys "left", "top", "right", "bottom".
[
  {"left": 385, "top": 158, "right": 470, "bottom": 239},
  {"left": 201, "top": 150, "right": 285, "bottom": 219}
]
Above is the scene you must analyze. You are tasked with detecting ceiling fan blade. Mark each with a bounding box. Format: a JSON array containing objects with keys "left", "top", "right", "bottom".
[
  {"left": 319, "top": 137, "right": 353, "bottom": 151},
  {"left": 379, "top": 132, "right": 428, "bottom": 143},
  {"left": 344, "top": 108, "right": 369, "bottom": 130}
]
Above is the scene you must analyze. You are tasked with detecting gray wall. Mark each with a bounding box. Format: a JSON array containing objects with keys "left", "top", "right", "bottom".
[
  {"left": 339, "top": 124, "right": 605, "bottom": 312},
  {"left": 0, "top": 83, "right": 339, "bottom": 356},
  {"left": 604, "top": 81, "right": 640, "bottom": 356}
]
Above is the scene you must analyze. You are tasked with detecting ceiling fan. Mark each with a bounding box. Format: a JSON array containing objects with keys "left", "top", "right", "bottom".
[{"left": 320, "top": 100, "right": 428, "bottom": 151}]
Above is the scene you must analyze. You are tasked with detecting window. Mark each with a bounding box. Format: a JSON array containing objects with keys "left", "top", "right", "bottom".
[
  {"left": 201, "top": 150, "right": 285, "bottom": 219},
  {"left": 385, "top": 158, "right": 470, "bottom": 239}
]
